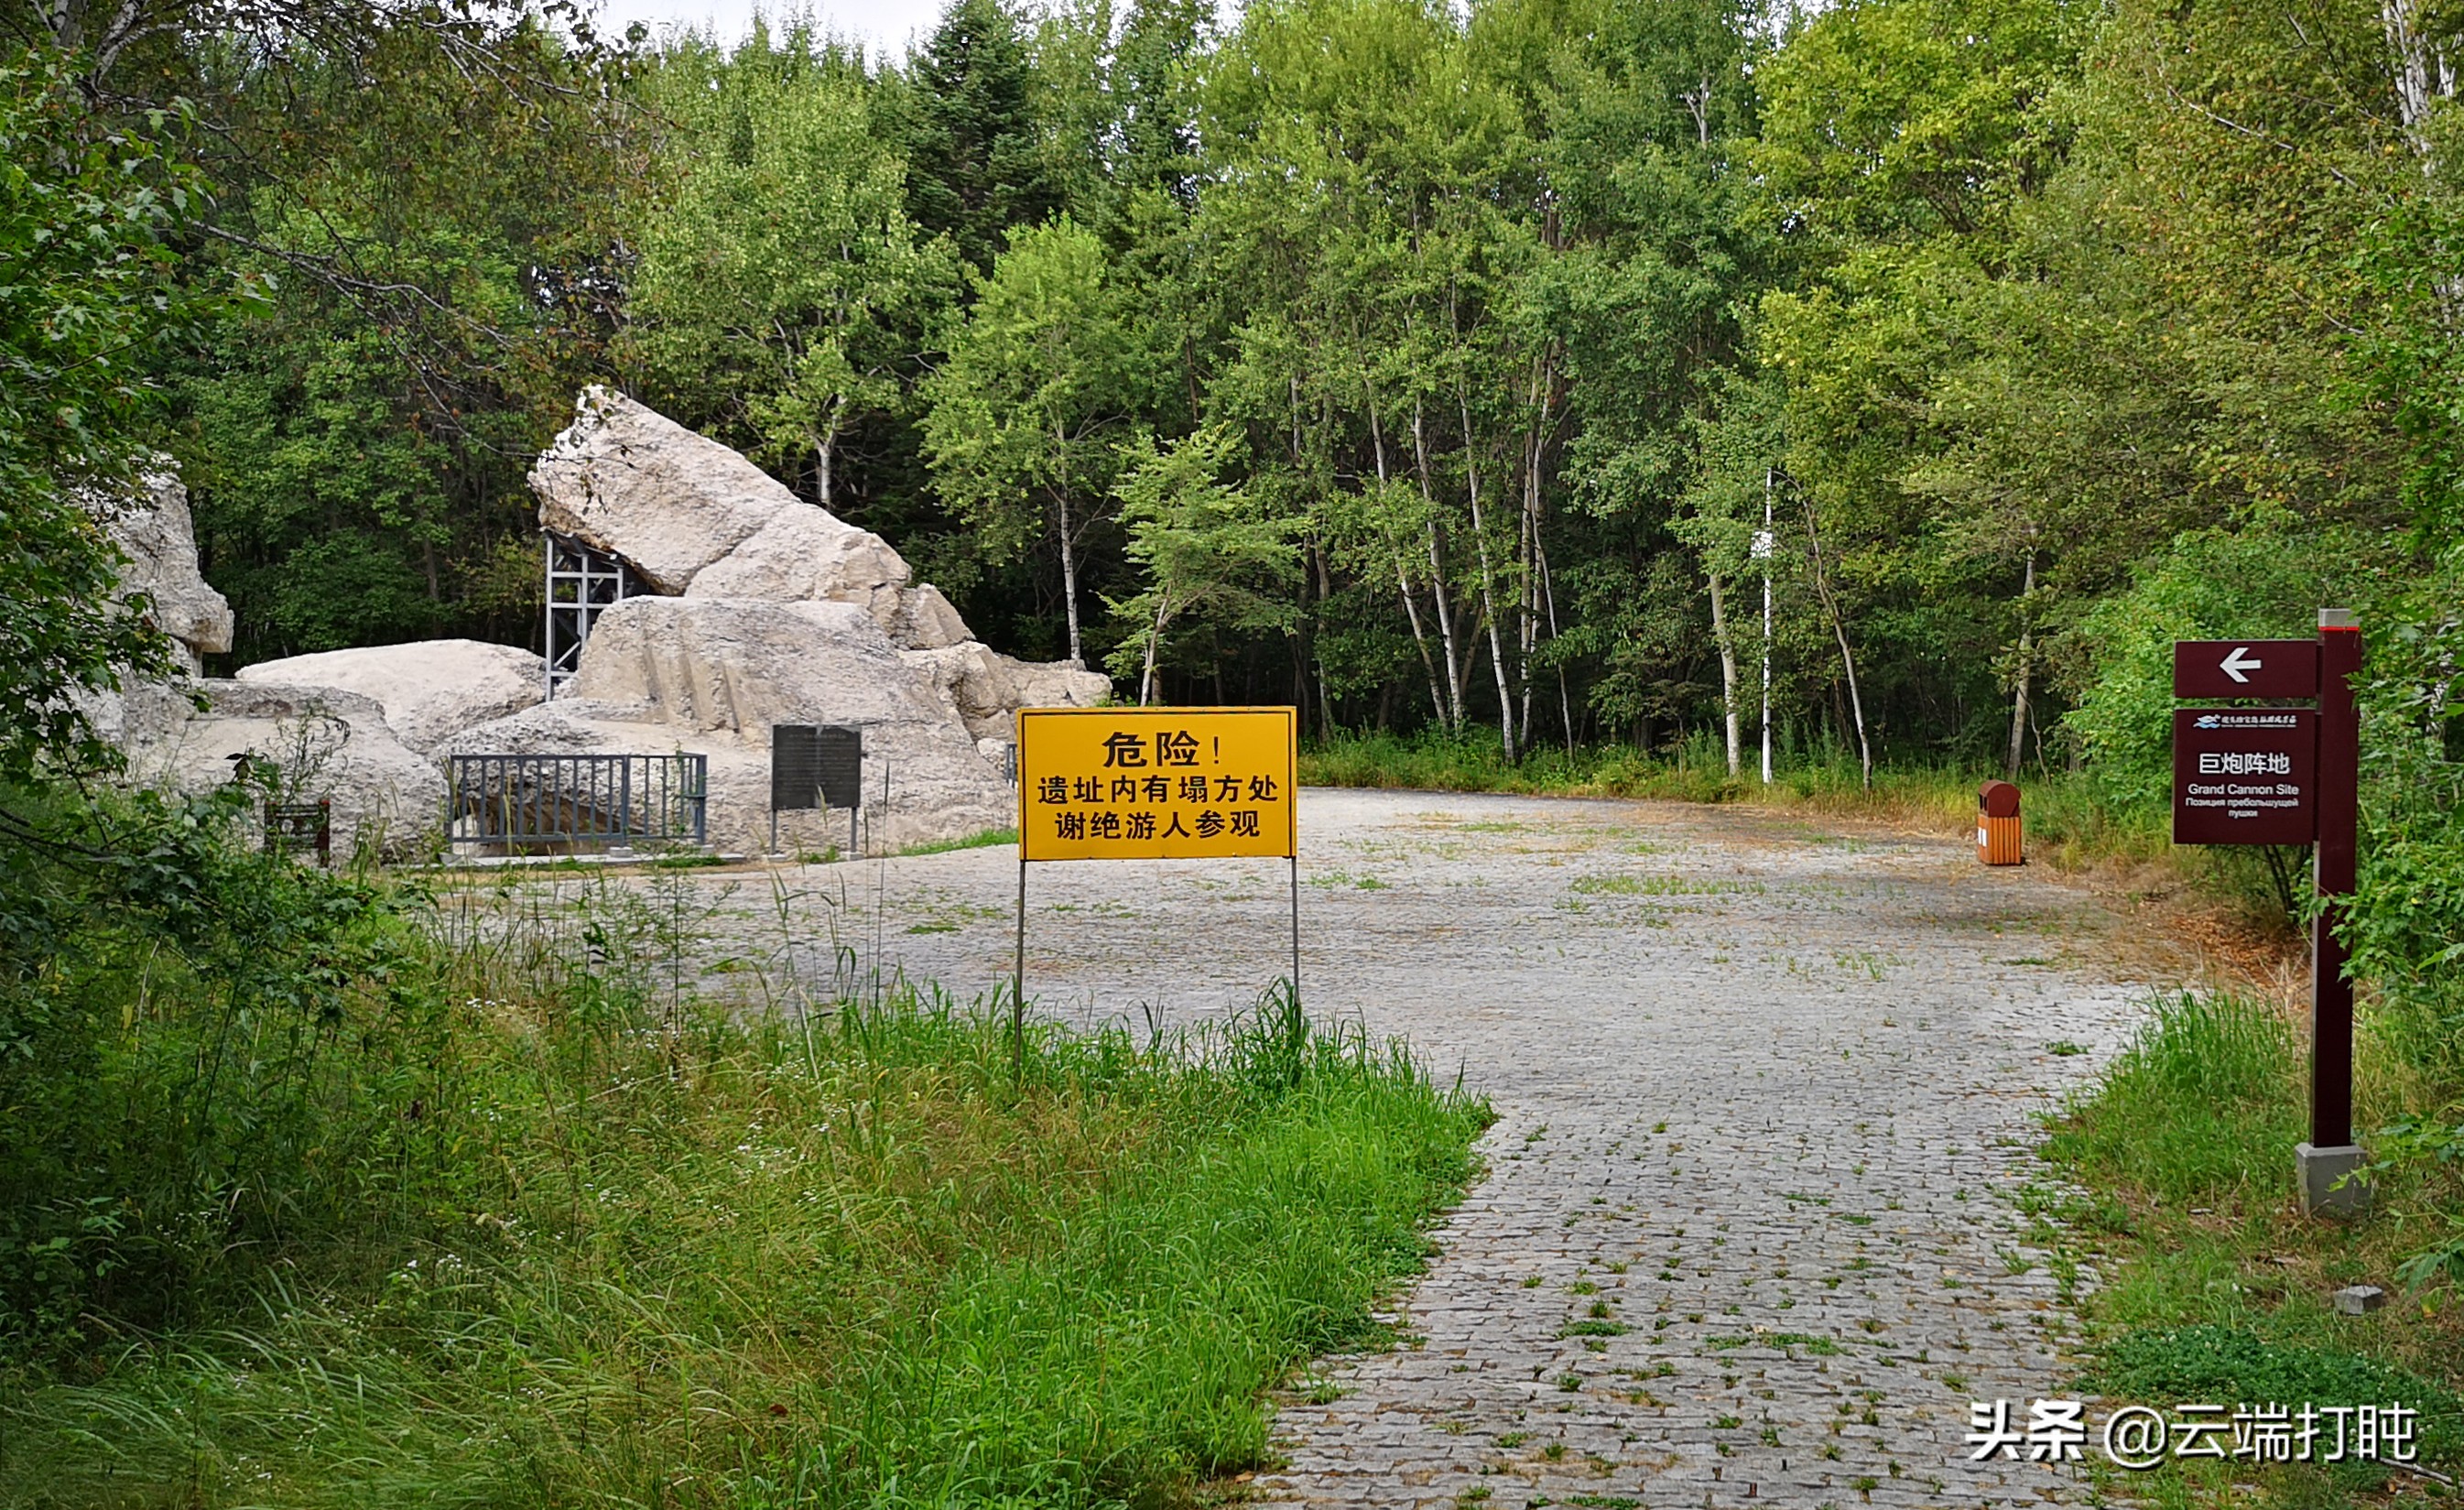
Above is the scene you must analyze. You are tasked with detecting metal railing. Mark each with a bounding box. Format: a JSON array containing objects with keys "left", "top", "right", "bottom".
[{"left": 447, "top": 754, "right": 707, "bottom": 853}]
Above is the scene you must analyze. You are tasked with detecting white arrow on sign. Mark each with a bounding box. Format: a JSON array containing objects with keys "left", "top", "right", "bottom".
[{"left": 2220, "top": 646, "right": 2263, "bottom": 683}]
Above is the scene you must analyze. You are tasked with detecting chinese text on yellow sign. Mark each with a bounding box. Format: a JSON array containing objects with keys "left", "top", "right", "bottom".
[{"left": 1017, "top": 707, "right": 1296, "bottom": 862}]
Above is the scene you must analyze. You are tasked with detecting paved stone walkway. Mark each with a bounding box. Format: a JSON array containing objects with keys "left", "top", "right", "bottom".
[{"left": 678, "top": 788, "right": 2183, "bottom": 1508}]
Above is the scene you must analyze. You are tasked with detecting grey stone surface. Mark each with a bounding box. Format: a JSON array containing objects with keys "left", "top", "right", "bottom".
[
  {"left": 2332, "top": 1284, "right": 2386, "bottom": 1315},
  {"left": 536, "top": 388, "right": 994, "bottom": 658},
  {"left": 97, "top": 467, "right": 233, "bottom": 671},
  {"left": 119, "top": 679, "right": 445, "bottom": 855},
  {"left": 904, "top": 639, "right": 1110, "bottom": 744},
  {"left": 237, "top": 639, "right": 545, "bottom": 753},
  {"left": 890, "top": 582, "right": 971, "bottom": 652},
  {"left": 448, "top": 597, "right": 1021, "bottom": 853},
  {"left": 532, "top": 386, "right": 795, "bottom": 594},
  {"left": 509, "top": 388, "right": 1108, "bottom": 848},
  {"left": 651, "top": 788, "right": 2180, "bottom": 1506},
  {"left": 2297, "top": 1143, "right": 2372, "bottom": 1219},
  {"left": 682, "top": 501, "right": 907, "bottom": 620}
]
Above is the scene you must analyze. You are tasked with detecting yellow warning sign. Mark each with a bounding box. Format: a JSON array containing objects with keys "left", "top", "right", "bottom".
[{"left": 1017, "top": 707, "right": 1297, "bottom": 862}]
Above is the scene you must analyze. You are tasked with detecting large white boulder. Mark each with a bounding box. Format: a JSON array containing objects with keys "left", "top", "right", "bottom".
[
  {"left": 99, "top": 469, "right": 233, "bottom": 673},
  {"left": 236, "top": 640, "right": 546, "bottom": 754},
  {"left": 531, "top": 386, "right": 790, "bottom": 594},
  {"left": 117, "top": 680, "right": 446, "bottom": 857},
  {"left": 891, "top": 583, "right": 972, "bottom": 651},
  {"left": 906, "top": 642, "right": 1111, "bottom": 744},
  {"left": 533, "top": 388, "right": 1000, "bottom": 654},
  {"left": 527, "top": 596, "right": 1015, "bottom": 850},
  {"left": 683, "top": 500, "right": 906, "bottom": 607},
  {"left": 498, "top": 389, "right": 1114, "bottom": 850}
]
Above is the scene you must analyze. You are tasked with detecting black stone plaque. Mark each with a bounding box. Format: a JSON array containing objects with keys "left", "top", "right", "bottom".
[
  {"left": 772, "top": 724, "right": 822, "bottom": 810},
  {"left": 817, "top": 726, "right": 863, "bottom": 811}
]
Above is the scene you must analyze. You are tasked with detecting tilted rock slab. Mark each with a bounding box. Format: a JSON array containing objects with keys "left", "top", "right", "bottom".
[
  {"left": 505, "top": 387, "right": 1109, "bottom": 849},
  {"left": 532, "top": 386, "right": 968, "bottom": 648},
  {"left": 531, "top": 386, "right": 787, "bottom": 594},
  {"left": 236, "top": 640, "right": 546, "bottom": 755}
]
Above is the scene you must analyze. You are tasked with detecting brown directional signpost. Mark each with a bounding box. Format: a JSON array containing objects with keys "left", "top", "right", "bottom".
[{"left": 2170, "top": 613, "right": 2365, "bottom": 1216}]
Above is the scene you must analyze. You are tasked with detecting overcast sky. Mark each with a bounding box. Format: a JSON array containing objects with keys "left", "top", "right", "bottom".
[{"left": 581, "top": 0, "right": 946, "bottom": 59}]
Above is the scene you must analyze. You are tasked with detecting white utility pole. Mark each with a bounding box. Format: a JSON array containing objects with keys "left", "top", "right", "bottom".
[{"left": 1755, "top": 470, "right": 1775, "bottom": 785}]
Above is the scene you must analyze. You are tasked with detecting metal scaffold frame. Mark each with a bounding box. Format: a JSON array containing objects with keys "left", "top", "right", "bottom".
[{"left": 544, "top": 531, "right": 636, "bottom": 697}]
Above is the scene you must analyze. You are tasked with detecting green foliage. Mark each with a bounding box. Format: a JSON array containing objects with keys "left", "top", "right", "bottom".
[
  {"left": 1105, "top": 422, "right": 1300, "bottom": 700},
  {"left": 2060, "top": 527, "right": 2358, "bottom": 817},
  {"left": 2348, "top": 549, "right": 2464, "bottom": 1079},
  {"left": 0, "top": 806, "right": 1486, "bottom": 1504},
  {"left": 896, "top": 825, "right": 1020, "bottom": 855},
  {"left": 892, "top": 0, "right": 1066, "bottom": 275},
  {"left": 624, "top": 45, "right": 958, "bottom": 509},
  {"left": 923, "top": 214, "right": 1150, "bottom": 664},
  {"left": 0, "top": 54, "right": 252, "bottom": 777},
  {"left": 2043, "top": 992, "right": 2307, "bottom": 1210},
  {"left": 2046, "top": 991, "right": 2464, "bottom": 1492},
  {"left": 0, "top": 777, "right": 402, "bottom": 1347},
  {"left": 2087, "top": 1326, "right": 2461, "bottom": 1465},
  {"left": 161, "top": 19, "right": 634, "bottom": 663}
]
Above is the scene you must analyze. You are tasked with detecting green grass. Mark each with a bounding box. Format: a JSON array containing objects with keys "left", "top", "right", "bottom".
[
  {"left": 2040, "top": 989, "right": 2464, "bottom": 1505},
  {"left": 1299, "top": 728, "right": 1743, "bottom": 804},
  {"left": 896, "top": 826, "right": 1018, "bottom": 857},
  {"left": 2044, "top": 992, "right": 2309, "bottom": 1207},
  {"left": 0, "top": 891, "right": 1486, "bottom": 1507},
  {"left": 1297, "top": 729, "right": 2157, "bottom": 847}
]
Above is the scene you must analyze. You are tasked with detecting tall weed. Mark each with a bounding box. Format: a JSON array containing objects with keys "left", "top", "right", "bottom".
[{"left": 2044, "top": 992, "right": 2305, "bottom": 1208}]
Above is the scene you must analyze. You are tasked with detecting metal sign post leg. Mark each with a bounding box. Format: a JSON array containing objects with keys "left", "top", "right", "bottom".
[
  {"left": 1013, "top": 856, "right": 1028, "bottom": 1081},
  {"left": 1289, "top": 854, "right": 1301, "bottom": 1005}
]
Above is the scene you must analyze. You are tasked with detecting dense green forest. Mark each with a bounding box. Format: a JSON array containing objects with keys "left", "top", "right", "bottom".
[
  {"left": 27, "top": 0, "right": 2445, "bottom": 771},
  {"left": 0, "top": 0, "right": 2453, "bottom": 1043},
  {"left": 3, "top": 0, "right": 2462, "bottom": 1494}
]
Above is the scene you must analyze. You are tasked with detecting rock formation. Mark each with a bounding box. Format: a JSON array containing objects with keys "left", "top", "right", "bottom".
[
  {"left": 237, "top": 640, "right": 546, "bottom": 755},
  {"left": 104, "top": 393, "right": 1109, "bottom": 858},
  {"left": 115, "top": 680, "right": 448, "bottom": 858},
  {"left": 102, "top": 468, "right": 233, "bottom": 674},
  {"left": 534, "top": 386, "right": 983, "bottom": 652},
  {"left": 93, "top": 475, "right": 458, "bottom": 855},
  {"left": 487, "top": 387, "right": 1108, "bottom": 852}
]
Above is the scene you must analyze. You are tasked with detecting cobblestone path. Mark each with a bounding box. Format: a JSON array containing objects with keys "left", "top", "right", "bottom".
[{"left": 688, "top": 788, "right": 2182, "bottom": 1508}]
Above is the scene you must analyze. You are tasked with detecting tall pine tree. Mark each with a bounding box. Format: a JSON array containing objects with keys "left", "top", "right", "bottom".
[{"left": 896, "top": 0, "right": 1064, "bottom": 273}]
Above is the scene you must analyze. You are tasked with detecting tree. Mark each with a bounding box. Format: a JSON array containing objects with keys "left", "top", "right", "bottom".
[
  {"left": 624, "top": 47, "right": 958, "bottom": 512},
  {"left": 922, "top": 216, "right": 1145, "bottom": 667},
  {"left": 0, "top": 55, "right": 255, "bottom": 779},
  {"left": 1109, "top": 0, "right": 1210, "bottom": 201},
  {"left": 895, "top": 0, "right": 1064, "bottom": 275},
  {"left": 1536, "top": 0, "right": 1769, "bottom": 769},
  {"left": 162, "top": 15, "right": 636, "bottom": 662},
  {"left": 1105, "top": 424, "right": 1299, "bottom": 702}
]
